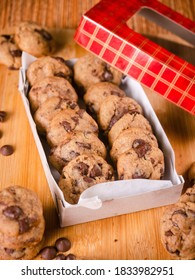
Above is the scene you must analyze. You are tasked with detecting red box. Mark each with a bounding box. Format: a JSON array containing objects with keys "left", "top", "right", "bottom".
[{"left": 74, "top": 0, "right": 195, "bottom": 115}]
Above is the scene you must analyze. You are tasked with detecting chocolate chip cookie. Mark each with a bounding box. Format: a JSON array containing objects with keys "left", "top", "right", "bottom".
[
  {"left": 14, "top": 21, "right": 54, "bottom": 57},
  {"left": 0, "top": 185, "right": 45, "bottom": 250},
  {"left": 28, "top": 76, "right": 78, "bottom": 112},
  {"left": 117, "top": 146, "right": 164, "bottom": 180},
  {"left": 34, "top": 96, "right": 79, "bottom": 133},
  {"left": 110, "top": 127, "right": 158, "bottom": 163},
  {"left": 27, "top": 56, "right": 73, "bottom": 86},
  {"left": 98, "top": 95, "right": 143, "bottom": 132},
  {"left": 74, "top": 53, "right": 123, "bottom": 92},
  {"left": 160, "top": 185, "right": 195, "bottom": 259},
  {"left": 108, "top": 113, "right": 153, "bottom": 146},
  {"left": 46, "top": 109, "right": 99, "bottom": 147},
  {"left": 0, "top": 34, "right": 22, "bottom": 69},
  {"left": 83, "top": 82, "right": 126, "bottom": 116},
  {"left": 49, "top": 131, "right": 107, "bottom": 172},
  {"left": 58, "top": 154, "right": 114, "bottom": 204}
]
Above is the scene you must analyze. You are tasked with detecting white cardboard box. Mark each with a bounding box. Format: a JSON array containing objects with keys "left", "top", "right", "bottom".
[{"left": 19, "top": 52, "right": 184, "bottom": 227}]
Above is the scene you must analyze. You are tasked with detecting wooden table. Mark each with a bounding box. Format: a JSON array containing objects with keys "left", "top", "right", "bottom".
[{"left": 0, "top": 0, "right": 195, "bottom": 260}]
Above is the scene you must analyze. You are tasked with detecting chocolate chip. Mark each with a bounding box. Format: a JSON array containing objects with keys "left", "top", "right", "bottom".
[
  {"left": 4, "top": 248, "right": 15, "bottom": 255},
  {"left": 53, "top": 56, "right": 66, "bottom": 64},
  {"left": 76, "top": 109, "right": 85, "bottom": 118},
  {"left": 55, "top": 237, "right": 71, "bottom": 252},
  {"left": 61, "top": 121, "right": 72, "bottom": 132},
  {"left": 34, "top": 28, "right": 52, "bottom": 40},
  {"left": 10, "top": 49, "right": 22, "bottom": 57},
  {"left": 172, "top": 209, "right": 187, "bottom": 217},
  {"left": 102, "top": 70, "right": 113, "bottom": 81},
  {"left": 83, "top": 176, "right": 94, "bottom": 183},
  {"left": 18, "top": 217, "right": 30, "bottom": 233},
  {"left": 71, "top": 116, "right": 79, "bottom": 125},
  {"left": 132, "top": 170, "right": 149, "bottom": 179},
  {"left": 0, "top": 111, "right": 6, "bottom": 122},
  {"left": 65, "top": 253, "right": 76, "bottom": 260},
  {"left": 3, "top": 205, "right": 23, "bottom": 219},
  {"left": 1, "top": 34, "right": 11, "bottom": 40},
  {"left": 76, "top": 162, "right": 89, "bottom": 175},
  {"left": 55, "top": 72, "right": 67, "bottom": 78},
  {"left": 132, "top": 139, "right": 151, "bottom": 158},
  {"left": 165, "top": 230, "right": 173, "bottom": 236},
  {"left": 0, "top": 145, "right": 14, "bottom": 156},
  {"left": 40, "top": 246, "right": 57, "bottom": 260},
  {"left": 76, "top": 142, "right": 91, "bottom": 149},
  {"left": 55, "top": 253, "right": 66, "bottom": 260},
  {"left": 90, "top": 164, "right": 102, "bottom": 178}
]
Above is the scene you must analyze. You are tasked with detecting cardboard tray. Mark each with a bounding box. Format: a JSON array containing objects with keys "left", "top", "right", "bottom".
[
  {"left": 74, "top": 0, "right": 195, "bottom": 115},
  {"left": 19, "top": 52, "right": 184, "bottom": 227}
]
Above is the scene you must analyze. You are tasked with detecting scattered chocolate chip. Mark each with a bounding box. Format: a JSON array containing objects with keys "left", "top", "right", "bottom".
[
  {"left": 55, "top": 72, "right": 67, "bottom": 78},
  {"left": 0, "top": 145, "right": 14, "bottom": 156},
  {"left": 76, "top": 142, "right": 91, "bottom": 149},
  {"left": 34, "top": 28, "right": 52, "bottom": 40},
  {"left": 53, "top": 56, "right": 66, "bottom": 64},
  {"left": 3, "top": 205, "right": 23, "bottom": 219},
  {"left": 40, "top": 246, "right": 57, "bottom": 260},
  {"left": 55, "top": 253, "right": 66, "bottom": 260},
  {"left": 65, "top": 253, "right": 76, "bottom": 260},
  {"left": 1, "top": 34, "right": 11, "bottom": 40},
  {"left": 83, "top": 176, "right": 94, "bottom": 183},
  {"left": 165, "top": 230, "right": 173, "bottom": 237},
  {"left": 55, "top": 237, "right": 71, "bottom": 252},
  {"left": 132, "top": 171, "right": 148, "bottom": 179},
  {"left": 4, "top": 248, "right": 15, "bottom": 255},
  {"left": 0, "top": 111, "right": 6, "bottom": 122}
]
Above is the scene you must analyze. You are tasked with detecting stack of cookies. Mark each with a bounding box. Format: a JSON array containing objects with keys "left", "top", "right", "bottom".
[
  {"left": 26, "top": 54, "right": 121, "bottom": 204},
  {"left": 0, "top": 185, "right": 45, "bottom": 260},
  {"left": 82, "top": 64, "right": 165, "bottom": 181}
]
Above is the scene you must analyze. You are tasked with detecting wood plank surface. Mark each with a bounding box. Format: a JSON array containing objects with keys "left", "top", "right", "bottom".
[{"left": 0, "top": 0, "right": 195, "bottom": 260}]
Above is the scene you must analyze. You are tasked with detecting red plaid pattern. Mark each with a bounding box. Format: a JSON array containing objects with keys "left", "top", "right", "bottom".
[{"left": 74, "top": 0, "right": 195, "bottom": 115}]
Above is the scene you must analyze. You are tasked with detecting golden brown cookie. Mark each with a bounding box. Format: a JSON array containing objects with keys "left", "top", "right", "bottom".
[
  {"left": 14, "top": 21, "right": 55, "bottom": 57},
  {"left": 27, "top": 56, "right": 73, "bottom": 86},
  {"left": 108, "top": 113, "right": 153, "bottom": 146},
  {"left": 58, "top": 154, "right": 114, "bottom": 204},
  {"left": 34, "top": 97, "right": 79, "bottom": 133},
  {"left": 28, "top": 76, "right": 78, "bottom": 112},
  {"left": 74, "top": 53, "right": 123, "bottom": 92},
  {"left": 160, "top": 185, "right": 195, "bottom": 260},
  {"left": 110, "top": 127, "right": 158, "bottom": 163},
  {"left": 117, "top": 146, "right": 164, "bottom": 180},
  {"left": 98, "top": 95, "right": 143, "bottom": 132},
  {"left": 83, "top": 82, "right": 126, "bottom": 115},
  {"left": 49, "top": 131, "right": 107, "bottom": 172},
  {"left": 46, "top": 109, "right": 99, "bottom": 147}
]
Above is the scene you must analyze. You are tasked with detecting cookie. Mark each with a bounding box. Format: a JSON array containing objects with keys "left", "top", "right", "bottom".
[
  {"left": 28, "top": 76, "right": 78, "bottom": 112},
  {"left": 0, "top": 238, "right": 44, "bottom": 260},
  {"left": 74, "top": 53, "right": 123, "bottom": 92},
  {"left": 46, "top": 109, "right": 99, "bottom": 147},
  {"left": 117, "top": 146, "right": 164, "bottom": 180},
  {"left": 83, "top": 82, "right": 126, "bottom": 115},
  {"left": 0, "top": 185, "right": 45, "bottom": 249},
  {"left": 110, "top": 127, "right": 158, "bottom": 163},
  {"left": 58, "top": 154, "right": 114, "bottom": 204},
  {"left": 98, "top": 95, "right": 143, "bottom": 132},
  {"left": 49, "top": 131, "right": 107, "bottom": 172},
  {"left": 34, "top": 97, "right": 79, "bottom": 133},
  {"left": 160, "top": 185, "right": 195, "bottom": 260},
  {"left": 108, "top": 113, "right": 153, "bottom": 146},
  {"left": 27, "top": 56, "right": 73, "bottom": 86},
  {"left": 14, "top": 21, "right": 54, "bottom": 57},
  {"left": 0, "top": 34, "right": 22, "bottom": 70}
]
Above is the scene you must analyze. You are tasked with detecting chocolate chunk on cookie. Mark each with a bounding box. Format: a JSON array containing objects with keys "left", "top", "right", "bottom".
[
  {"left": 74, "top": 53, "right": 122, "bottom": 92},
  {"left": 28, "top": 76, "right": 78, "bottom": 112}
]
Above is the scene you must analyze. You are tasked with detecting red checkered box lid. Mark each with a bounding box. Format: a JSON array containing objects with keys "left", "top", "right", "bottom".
[{"left": 74, "top": 0, "right": 195, "bottom": 115}]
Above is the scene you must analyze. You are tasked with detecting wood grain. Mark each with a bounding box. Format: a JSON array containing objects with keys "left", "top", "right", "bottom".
[{"left": 0, "top": 0, "right": 195, "bottom": 260}]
